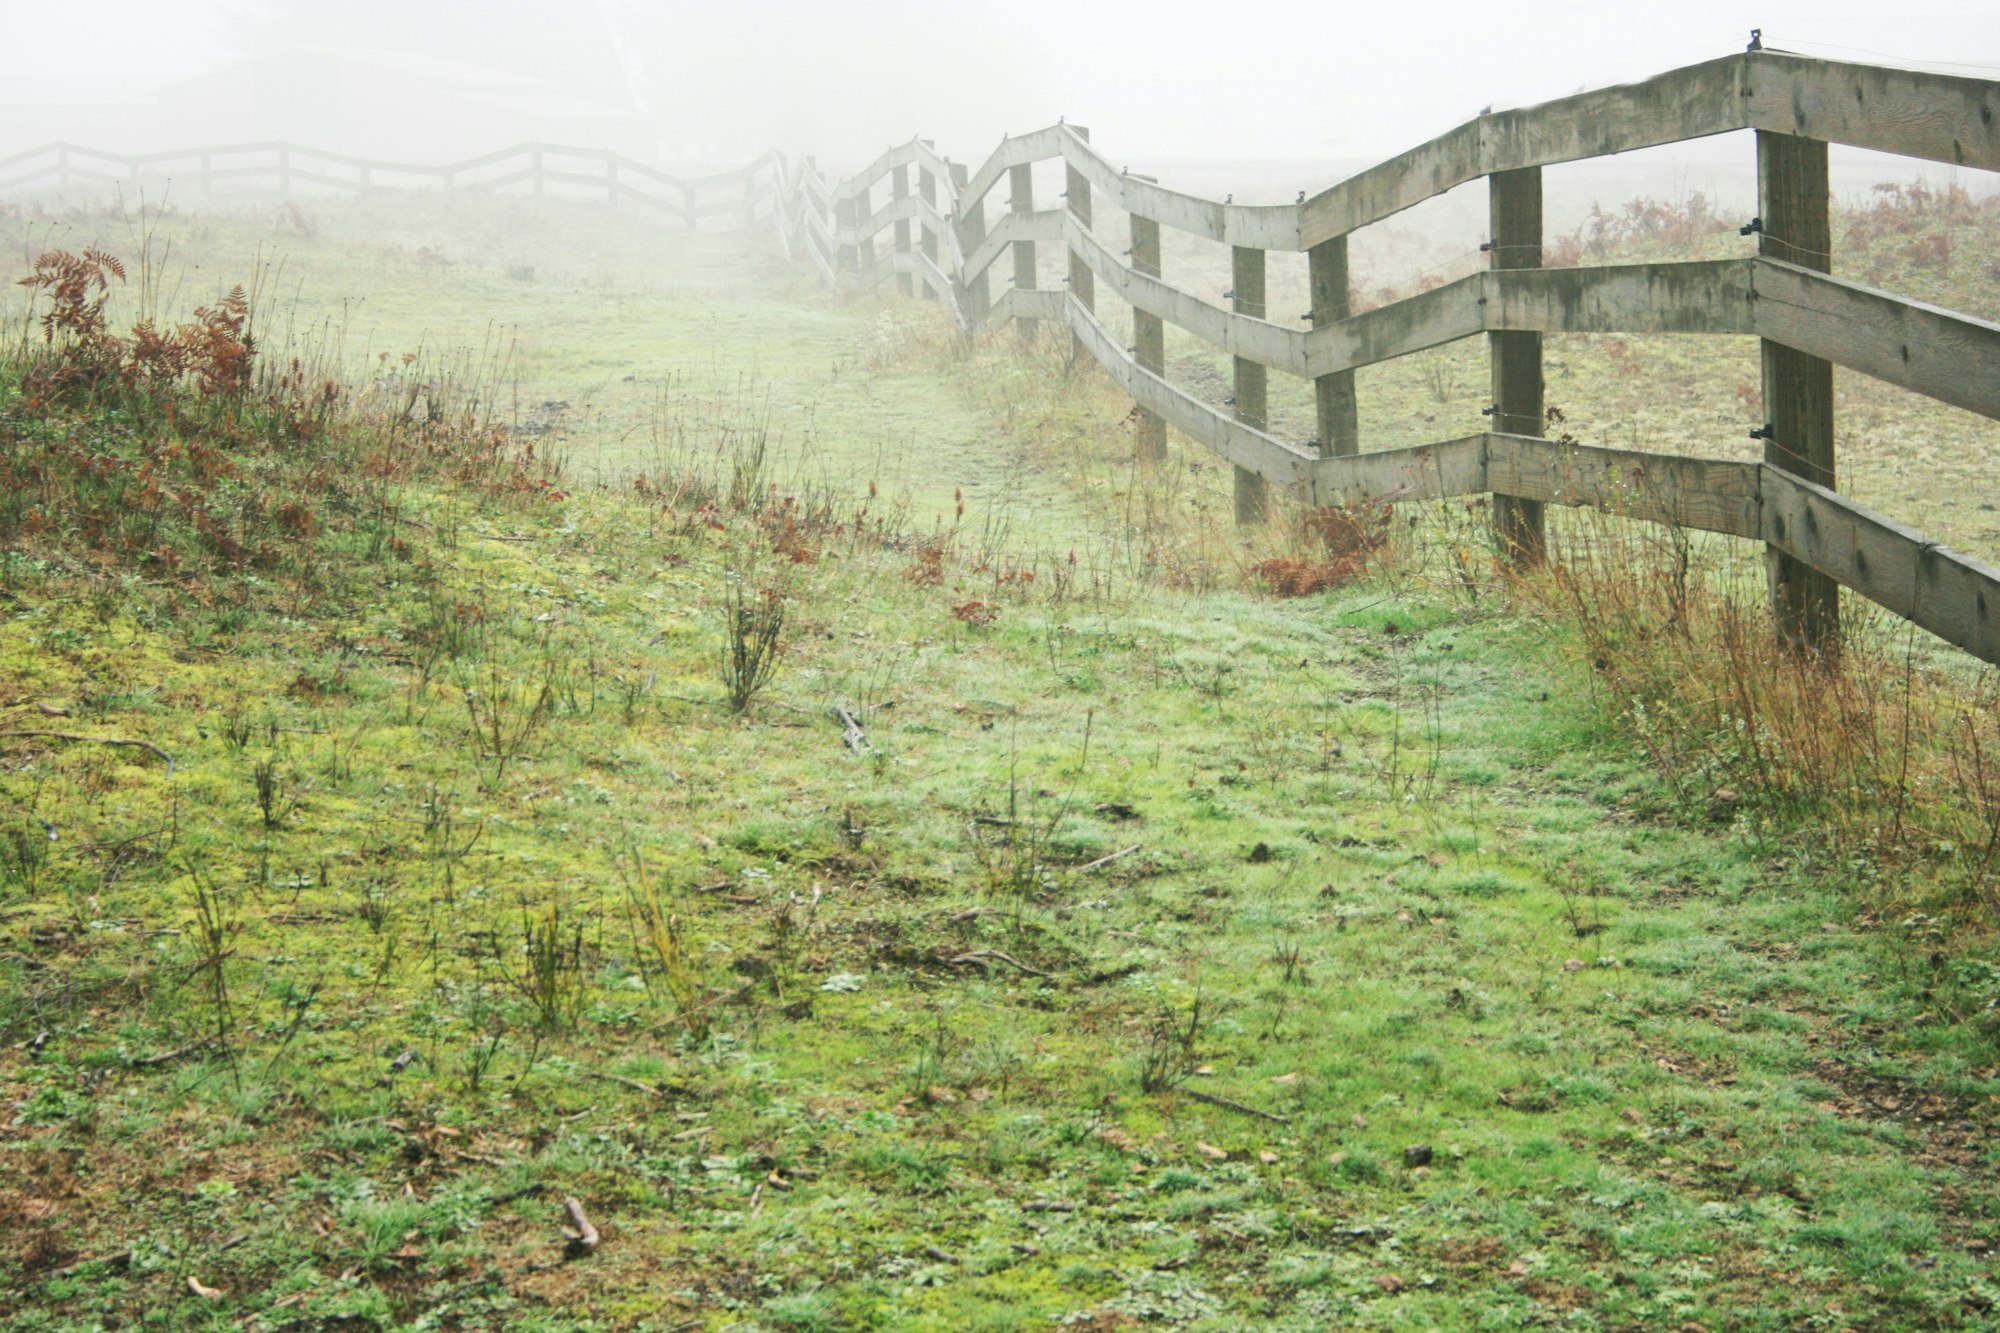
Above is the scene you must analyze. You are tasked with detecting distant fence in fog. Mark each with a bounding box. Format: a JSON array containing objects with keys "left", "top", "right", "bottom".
[{"left": 0, "top": 140, "right": 779, "bottom": 230}]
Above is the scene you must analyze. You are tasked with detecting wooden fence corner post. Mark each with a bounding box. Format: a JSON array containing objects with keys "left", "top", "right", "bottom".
[
  {"left": 1064, "top": 126, "right": 1094, "bottom": 362},
  {"left": 1757, "top": 128, "right": 1839, "bottom": 657},
  {"left": 854, "top": 179, "right": 876, "bottom": 282},
  {"left": 1308, "top": 234, "right": 1358, "bottom": 460},
  {"left": 1129, "top": 205, "right": 1166, "bottom": 462},
  {"left": 950, "top": 162, "right": 989, "bottom": 327},
  {"left": 893, "top": 163, "right": 914, "bottom": 297},
  {"left": 1009, "top": 161, "right": 1037, "bottom": 341},
  {"left": 918, "top": 155, "right": 940, "bottom": 302},
  {"left": 1231, "top": 244, "right": 1269, "bottom": 523},
  {"left": 1488, "top": 165, "right": 1545, "bottom": 566},
  {"left": 835, "top": 194, "right": 857, "bottom": 280}
]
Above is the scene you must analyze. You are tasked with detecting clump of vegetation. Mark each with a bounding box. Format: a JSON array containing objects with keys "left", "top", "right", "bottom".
[{"left": 720, "top": 580, "right": 787, "bottom": 712}]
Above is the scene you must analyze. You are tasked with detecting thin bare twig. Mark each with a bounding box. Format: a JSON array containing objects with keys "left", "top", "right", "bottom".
[
  {"left": 130, "top": 1038, "right": 215, "bottom": 1067},
  {"left": 561, "top": 1197, "right": 600, "bottom": 1253},
  {"left": 0, "top": 730, "right": 176, "bottom": 776},
  {"left": 1183, "top": 1088, "right": 1291, "bottom": 1124},
  {"left": 585, "top": 1071, "right": 666, "bottom": 1098},
  {"left": 1079, "top": 844, "right": 1141, "bottom": 873},
  {"left": 944, "top": 949, "right": 1052, "bottom": 978}
]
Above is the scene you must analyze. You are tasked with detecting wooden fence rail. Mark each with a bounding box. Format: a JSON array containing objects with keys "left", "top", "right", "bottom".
[
  {"left": 769, "top": 46, "right": 2000, "bottom": 667},
  {"left": 0, "top": 140, "right": 781, "bottom": 230}
]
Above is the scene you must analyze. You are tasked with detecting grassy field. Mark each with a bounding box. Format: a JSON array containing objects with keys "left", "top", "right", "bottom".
[{"left": 2, "top": 189, "right": 1999, "bottom": 1332}]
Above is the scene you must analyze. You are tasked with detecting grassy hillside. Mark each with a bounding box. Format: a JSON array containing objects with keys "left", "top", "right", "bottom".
[{"left": 2, "top": 196, "right": 1999, "bottom": 1332}]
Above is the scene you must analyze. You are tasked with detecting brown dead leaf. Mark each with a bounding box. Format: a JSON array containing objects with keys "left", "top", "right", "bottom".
[
  {"left": 1373, "top": 1273, "right": 1405, "bottom": 1293},
  {"left": 1195, "top": 1141, "right": 1228, "bottom": 1161},
  {"left": 187, "top": 1276, "right": 224, "bottom": 1300}
]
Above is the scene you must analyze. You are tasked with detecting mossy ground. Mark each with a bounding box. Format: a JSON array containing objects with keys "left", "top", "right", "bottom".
[{"left": 2, "top": 191, "right": 1998, "bottom": 1331}]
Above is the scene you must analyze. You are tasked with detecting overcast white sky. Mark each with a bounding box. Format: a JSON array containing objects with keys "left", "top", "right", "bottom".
[{"left": 12, "top": 1, "right": 2000, "bottom": 166}]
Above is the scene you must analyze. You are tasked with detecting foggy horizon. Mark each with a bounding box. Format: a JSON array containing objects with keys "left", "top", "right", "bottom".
[{"left": 4, "top": 1, "right": 1996, "bottom": 186}]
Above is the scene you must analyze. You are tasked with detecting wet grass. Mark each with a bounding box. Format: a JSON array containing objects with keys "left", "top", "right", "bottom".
[{"left": 1, "top": 194, "right": 1998, "bottom": 1331}]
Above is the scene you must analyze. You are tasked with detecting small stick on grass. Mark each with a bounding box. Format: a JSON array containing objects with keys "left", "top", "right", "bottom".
[
  {"left": 1183, "top": 1088, "right": 1292, "bottom": 1124},
  {"left": 131, "top": 1038, "right": 215, "bottom": 1068},
  {"left": 834, "top": 706, "right": 871, "bottom": 753},
  {"left": 0, "top": 731, "right": 176, "bottom": 777},
  {"left": 1080, "top": 844, "right": 1141, "bottom": 873},
  {"left": 944, "top": 949, "right": 1052, "bottom": 978},
  {"left": 585, "top": 1071, "right": 666, "bottom": 1098},
  {"left": 561, "top": 1197, "right": 599, "bottom": 1254}
]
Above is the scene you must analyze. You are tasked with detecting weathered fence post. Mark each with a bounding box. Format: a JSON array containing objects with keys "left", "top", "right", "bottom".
[
  {"left": 278, "top": 144, "right": 293, "bottom": 197},
  {"left": 1487, "top": 166, "right": 1545, "bottom": 565},
  {"left": 951, "top": 163, "right": 989, "bottom": 327},
  {"left": 607, "top": 153, "right": 619, "bottom": 207},
  {"left": 200, "top": 150, "right": 214, "bottom": 195},
  {"left": 531, "top": 147, "right": 543, "bottom": 199},
  {"left": 1010, "top": 161, "right": 1036, "bottom": 339},
  {"left": 56, "top": 144, "right": 69, "bottom": 192},
  {"left": 742, "top": 165, "right": 756, "bottom": 230},
  {"left": 1757, "top": 129, "right": 1839, "bottom": 656},
  {"left": 1308, "top": 235, "right": 1357, "bottom": 459},
  {"left": 893, "top": 163, "right": 914, "bottom": 297},
  {"left": 1231, "top": 245, "right": 1268, "bottom": 523},
  {"left": 1129, "top": 202, "right": 1167, "bottom": 462},
  {"left": 853, "top": 179, "right": 876, "bottom": 282},
  {"left": 834, "top": 195, "right": 857, "bottom": 279},
  {"left": 918, "top": 152, "right": 940, "bottom": 302},
  {"left": 1065, "top": 127, "right": 1093, "bottom": 361}
]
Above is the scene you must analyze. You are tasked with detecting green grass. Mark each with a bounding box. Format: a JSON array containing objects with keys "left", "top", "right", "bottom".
[{"left": 2, "top": 192, "right": 1998, "bottom": 1332}]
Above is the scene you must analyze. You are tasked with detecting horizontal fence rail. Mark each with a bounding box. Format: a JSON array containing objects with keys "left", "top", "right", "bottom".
[
  {"left": 768, "top": 46, "right": 2000, "bottom": 666},
  {"left": 0, "top": 140, "right": 781, "bottom": 229}
]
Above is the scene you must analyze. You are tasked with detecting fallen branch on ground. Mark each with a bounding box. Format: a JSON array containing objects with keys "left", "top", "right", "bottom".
[
  {"left": 944, "top": 949, "right": 1052, "bottom": 978},
  {"left": 0, "top": 731, "right": 176, "bottom": 776},
  {"left": 130, "top": 1038, "right": 215, "bottom": 1068},
  {"left": 834, "top": 706, "right": 871, "bottom": 753},
  {"left": 1079, "top": 844, "right": 1141, "bottom": 873},
  {"left": 561, "top": 1197, "right": 600, "bottom": 1253},
  {"left": 586, "top": 1071, "right": 667, "bottom": 1098},
  {"left": 1183, "top": 1088, "right": 1291, "bottom": 1124}
]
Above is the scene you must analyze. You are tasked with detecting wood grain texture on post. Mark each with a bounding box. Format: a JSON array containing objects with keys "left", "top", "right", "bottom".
[
  {"left": 918, "top": 158, "right": 940, "bottom": 302},
  {"left": 1065, "top": 127, "right": 1094, "bottom": 360},
  {"left": 854, "top": 178, "right": 875, "bottom": 279},
  {"left": 1488, "top": 166, "right": 1545, "bottom": 565},
  {"left": 835, "top": 195, "right": 857, "bottom": 278},
  {"left": 950, "top": 162, "right": 988, "bottom": 326},
  {"left": 1757, "top": 129, "right": 1840, "bottom": 656},
  {"left": 893, "top": 164, "right": 914, "bottom": 297},
  {"left": 1308, "top": 236, "right": 1357, "bottom": 457},
  {"left": 1010, "top": 162, "right": 1037, "bottom": 338},
  {"left": 1129, "top": 204, "right": 1167, "bottom": 462},
  {"left": 1232, "top": 245, "right": 1269, "bottom": 523}
]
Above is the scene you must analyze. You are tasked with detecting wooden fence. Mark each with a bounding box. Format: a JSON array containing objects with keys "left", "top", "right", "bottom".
[
  {"left": 0, "top": 140, "right": 780, "bottom": 230},
  {"left": 769, "top": 47, "right": 2000, "bottom": 666}
]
